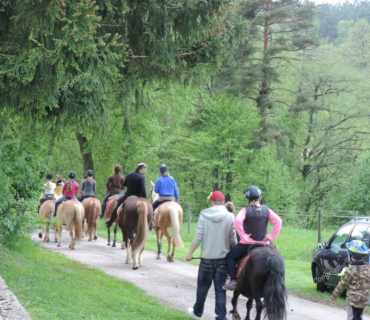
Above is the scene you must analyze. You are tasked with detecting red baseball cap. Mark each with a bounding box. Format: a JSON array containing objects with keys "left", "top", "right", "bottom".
[{"left": 208, "top": 191, "right": 225, "bottom": 202}]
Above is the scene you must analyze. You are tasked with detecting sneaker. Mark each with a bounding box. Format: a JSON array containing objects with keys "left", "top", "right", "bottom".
[
  {"left": 222, "top": 280, "right": 237, "bottom": 291},
  {"left": 187, "top": 307, "right": 202, "bottom": 320}
]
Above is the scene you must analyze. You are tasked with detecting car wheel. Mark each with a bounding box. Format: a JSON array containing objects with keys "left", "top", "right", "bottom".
[{"left": 315, "top": 265, "right": 328, "bottom": 292}]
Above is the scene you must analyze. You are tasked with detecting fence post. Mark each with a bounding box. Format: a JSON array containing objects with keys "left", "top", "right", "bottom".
[
  {"left": 188, "top": 203, "right": 191, "bottom": 235},
  {"left": 318, "top": 207, "right": 322, "bottom": 244}
]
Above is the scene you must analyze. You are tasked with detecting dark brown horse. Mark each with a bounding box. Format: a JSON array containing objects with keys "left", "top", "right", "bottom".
[
  {"left": 104, "top": 195, "right": 122, "bottom": 248},
  {"left": 230, "top": 245, "right": 287, "bottom": 320},
  {"left": 117, "top": 196, "right": 153, "bottom": 269}
]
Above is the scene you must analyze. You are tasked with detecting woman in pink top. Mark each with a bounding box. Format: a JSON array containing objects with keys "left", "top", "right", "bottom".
[
  {"left": 223, "top": 185, "right": 282, "bottom": 291},
  {"left": 52, "top": 171, "right": 79, "bottom": 216}
]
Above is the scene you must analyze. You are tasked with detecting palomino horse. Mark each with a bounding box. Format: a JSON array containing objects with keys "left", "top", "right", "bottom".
[
  {"left": 82, "top": 197, "right": 101, "bottom": 241},
  {"left": 105, "top": 195, "right": 125, "bottom": 248},
  {"left": 117, "top": 196, "right": 153, "bottom": 269},
  {"left": 38, "top": 199, "right": 57, "bottom": 243},
  {"left": 150, "top": 181, "right": 183, "bottom": 262},
  {"left": 56, "top": 200, "right": 84, "bottom": 250},
  {"left": 230, "top": 245, "right": 287, "bottom": 320}
]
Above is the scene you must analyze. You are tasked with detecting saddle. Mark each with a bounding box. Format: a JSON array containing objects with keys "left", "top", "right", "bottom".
[{"left": 236, "top": 244, "right": 267, "bottom": 278}]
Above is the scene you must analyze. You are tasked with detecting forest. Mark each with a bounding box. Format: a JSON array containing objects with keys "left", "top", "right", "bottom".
[{"left": 1, "top": 0, "right": 370, "bottom": 241}]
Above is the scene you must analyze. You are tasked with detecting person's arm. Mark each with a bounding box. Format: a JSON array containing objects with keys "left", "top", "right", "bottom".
[
  {"left": 120, "top": 177, "right": 125, "bottom": 190},
  {"left": 235, "top": 208, "right": 252, "bottom": 242},
  {"left": 331, "top": 268, "right": 352, "bottom": 301},
  {"left": 105, "top": 177, "right": 111, "bottom": 191},
  {"left": 186, "top": 215, "right": 204, "bottom": 260},
  {"left": 80, "top": 181, "right": 85, "bottom": 196},
  {"left": 141, "top": 177, "right": 147, "bottom": 199},
  {"left": 93, "top": 180, "right": 96, "bottom": 195},
  {"left": 264, "top": 209, "right": 282, "bottom": 241},
  {"left": 174, "top": 179, "right": 179, "bottom": 200},
  {"left": 229, "top": 220, "right": 237, "bottom": 247}
]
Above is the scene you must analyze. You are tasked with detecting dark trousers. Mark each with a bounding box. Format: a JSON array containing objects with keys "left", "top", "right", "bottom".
[
  {"left": 352, "top": 306, "right": 364, "bottom": 320},
  {"left": 109, "top": 192, "right": 131, "bottom": 222},
  {"left": 152, "top": 199, "right": 172, "bottom": 213},
  {"left": 193, "top": 258, "right": 228, "bottom": 320},
  {"left": 78, "top": 195, "right": 96, "bottom": 202},
  {"left": 226, "top": 243, "right": 251, "bottom": 280},
  {"left": 38, "top": 194, "right": 56, "bottom": 211},
  {"left": 101, "top": 191, "right": 122, "bottom": 217}
]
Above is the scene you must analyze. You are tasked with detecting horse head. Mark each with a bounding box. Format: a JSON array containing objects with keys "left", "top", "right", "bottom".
[{"left": 150, "top": 180, "right": 158, "bottom": 202}]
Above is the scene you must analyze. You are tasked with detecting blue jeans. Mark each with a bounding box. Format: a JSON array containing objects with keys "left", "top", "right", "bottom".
[{"left": 193, "top": 258, "right": 227, "bottom": 320}]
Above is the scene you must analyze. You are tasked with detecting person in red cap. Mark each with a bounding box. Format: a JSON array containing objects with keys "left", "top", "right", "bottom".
[
  {"left": 223, "top": 185, "right": 282, "bottom": 291},
  {"left": 186, "top": 190, "right": 237, "bottom": 320}
]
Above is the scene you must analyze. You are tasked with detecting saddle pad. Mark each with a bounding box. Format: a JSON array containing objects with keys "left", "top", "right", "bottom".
[
  {"left": 106, "top": 196, "right": 115, "bottom": 211},
  {"left": 237, "top": 254, "right": 251, "bottom": 278}
]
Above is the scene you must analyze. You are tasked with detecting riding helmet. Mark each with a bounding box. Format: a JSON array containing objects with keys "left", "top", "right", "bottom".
[
  {"left": 86, "top": 170, "right": 94, "bottom": 177},
  {"left": 346, "top": 240, "right": 369, "bottom": 259},
  {"left": 68, "top": 171, "right": 76, "bottom": 179},
  {"left": 159, "top": 164, "right": 168, "bottom": 174},
  {"left": 245, "top": 186, "right": 262, "bottom": 201},
  {"left": 46, "top": 173, "right": 53, "bottom": 180},
  {"left": 114, "top": 164, "right": 122, "bottom": 173}
]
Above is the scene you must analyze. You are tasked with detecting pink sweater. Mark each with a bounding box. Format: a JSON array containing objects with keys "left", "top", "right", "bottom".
[
  {"left": 235, "top": 206, "right": 282, "bottom": 245},
  {"left": 62, "top": 181, "right": 79, "bottom": 198}
]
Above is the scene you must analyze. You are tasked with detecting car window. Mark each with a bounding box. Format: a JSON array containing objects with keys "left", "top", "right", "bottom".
[
  {"left": 349, "top": 224, "right": 370, "bottom": 245},
  {"left": 331, "top": 224, "right": 354, "bottom": 249}
]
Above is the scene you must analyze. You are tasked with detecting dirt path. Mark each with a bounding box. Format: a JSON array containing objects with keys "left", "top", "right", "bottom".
[{"left": 31, "top": 231, "right": 370, "bottom": 320}]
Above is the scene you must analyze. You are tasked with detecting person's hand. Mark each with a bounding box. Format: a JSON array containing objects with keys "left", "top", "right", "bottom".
[
  {"left": 175, "top": 199, "right": 179, "bottom": 203},
  {"left": 186, "top": 253, "right": 193, "bottom": 261},
  {"left": 263, "top": 234, "right": 272, "bottom": 241}
]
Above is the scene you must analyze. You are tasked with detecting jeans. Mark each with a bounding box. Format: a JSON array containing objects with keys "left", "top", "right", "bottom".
[
  {"left": 54, "top": 196, "right": 77, "bottom": 214},
  {"left": 193, "top": 258, "right": 228, "bottom": 320}
]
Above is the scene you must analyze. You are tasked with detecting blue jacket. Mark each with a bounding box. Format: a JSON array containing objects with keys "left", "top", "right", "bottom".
[{"left": 154, "top": 176, "right": 179, "bottom": 199}]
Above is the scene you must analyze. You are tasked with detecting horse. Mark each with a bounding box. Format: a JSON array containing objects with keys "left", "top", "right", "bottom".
[
  {"left": 150, "top": 181, "right": 184, "bottom": 262},
  {"left": 82, "top": 197, "right": 101, "bottom": 241},
  {"left": 103, "top": 195, "right": 124, "bottom": 248},
  {"left": 117, "top": 196, "right": 153, "bottom": 269},
  {"left": 56, "top": 200, "right": 84, "bottom": 250},
  {"left": 230, "top": 245, "right": 287, "bottom": 320},
  {"left": 38, "top": 199, "right": 58, "bottom": 243}
]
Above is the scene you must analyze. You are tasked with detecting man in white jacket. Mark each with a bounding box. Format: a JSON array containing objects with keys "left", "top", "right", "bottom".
[{"left": 186, "top": 191, "right": 237, "bottom": 320}]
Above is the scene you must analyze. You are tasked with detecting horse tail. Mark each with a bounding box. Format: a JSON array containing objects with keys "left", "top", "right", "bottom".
[
  {"left": 73, "top": 203, "right": 84, "bottom": 242},
  {"left": 87, "top": 200, "right": 95, "bottom": 236},
  {"left": 169, "top": 203, "right": 183, "bottom": 248},
  {"left": 263, "top": 253, "right": 287, "bottom": 320},
  {"left": 131, "top": 200, "right": 148, "bottom": 254}
]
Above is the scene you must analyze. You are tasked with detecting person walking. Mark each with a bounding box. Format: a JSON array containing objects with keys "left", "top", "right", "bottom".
[
  {"left": 105, "top": 163, "right": 147, "bottom": 228},
  {"left": 223, "top": 185, "right": 282, "bottom": 291},
  {"left": 99, "top": 164, "right": 125, "bottom": 218},
  {"left": 331, "top": 240, "right": 370, "bottom": 320},
  {"left": 186, "top": 191, "right": 237, "bottom": 320}
]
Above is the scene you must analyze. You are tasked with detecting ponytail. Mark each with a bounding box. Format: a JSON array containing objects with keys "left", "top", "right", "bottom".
[
  {"left": 87, "top": 176, "right": 93, "bottom": 184},
  {"left": 67, "top": 179, "right": 73, "bottom": 191}
]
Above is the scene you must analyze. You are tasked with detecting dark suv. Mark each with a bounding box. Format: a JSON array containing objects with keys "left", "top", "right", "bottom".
[{"left": 312, "top": 217, "right": 370, "bottom": 292}]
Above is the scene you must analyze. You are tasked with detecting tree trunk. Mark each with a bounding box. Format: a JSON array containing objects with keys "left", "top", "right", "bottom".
[{"left": 76, "top": 133, "right": 94, "bottom": 175}]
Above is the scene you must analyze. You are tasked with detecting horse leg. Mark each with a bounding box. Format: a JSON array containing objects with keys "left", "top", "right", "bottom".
[
  {"left": 69, "top": 227, "right": 74, "bottom": 249},
  {"left": 155, "top": 226, "right": 162, "bottom": 259},
  {"left": 130, "top": 233, "right": 139, "bottom": 270},
  {"left": 45, "top": 223, "right": 50, "bottom": 242},
  {"left": 120, "top": 224, "right": 125, "bottom": 250},
  {"left": 162, "top": 228, "right": 173, "bottom": 262},
  {"left": 254, "top": 297, "right": 262, "bottom": 320},
  {"left": 246, "top": 298, "right": 253, "bottom": 320},
  {"left": 125, "top": 232, "right": 132, "bottom": 265},
  {"left": 57, "top": 224, "right": 62, "bottom": 247},
  {"left": 93, "top": 219, "right": 98, "bottom": 240},
  {"left": 107, "top": 225, "right": 111, "bottom": 246},
  {"left": 112, "top": 223, "right": 117, "bottom": 247},
  {"left": 139, "top": 247, "right": 144, "bottom": 267},
  {"left": 230, "top": 290, "right": 241, "bottom": 320}
]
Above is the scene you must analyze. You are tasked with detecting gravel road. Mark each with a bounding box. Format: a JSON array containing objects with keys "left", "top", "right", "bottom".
[{"left": 29, "top": 230, "right": 370, "bottom": 320}]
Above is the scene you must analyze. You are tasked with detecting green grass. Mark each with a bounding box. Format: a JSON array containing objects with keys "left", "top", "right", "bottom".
[{"left": 0, "top": 239, "right": 191, "bottom": 320}]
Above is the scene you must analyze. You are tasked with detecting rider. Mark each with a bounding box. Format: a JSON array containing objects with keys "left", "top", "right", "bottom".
[
  {"left": 54, "top": 174, "right": 65, "bottom": 198},
  {"left": 99, "top": 164, "right": 125, "bottom": 218},
  {"left": 38, "top": 173, "right": 56, "bottom": 211},
  {"left": 152, "top": 164, "right": 179, "bottom": 213},
  {"left": 223, "top": 185, "right": 282, "bottom": 291},
  {"left": 331, "top": 240, "right": 370, "bottom": 320},
  {"left": 105, "top": 163, "right": 147, "bottom": 228},
  {"left": 79, "top": 170, "right": 96, "bottom": 202},
  {"left": 52, "top": 171, "right": 79, "bottom": 217}
]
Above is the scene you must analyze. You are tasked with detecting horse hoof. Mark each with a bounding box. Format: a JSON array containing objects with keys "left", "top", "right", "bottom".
[
  {"left": 156, "top": 256, "right": 161, "bottom": 260},
  {"left": 46, "top": 239, "right": 49, "bottom": 243},
  {"left": 133, "top": 266, "right": 139, "bottom": 270},
  {"left": 38, "top": 233, "right": 42, "bottom": 239},
  {"left": 71, "top": 247, "right": 75, "bottom": 250},
  {"left": 94, "top": 236, "right": 97, "bottom": 240},
  {"left": 112, "top": 244, "right": 116, "bottom": 248},
  {"left": 107, "top": 243, "right": 111, "bottom": 246},
  {"left": 88, "top": 239, "right": 92, "bottom": 242},
  {"left": 232, "top": 313, "right": 241, "bottom": 320},
  {"left": 57, "top": 244, "right": 61, "bottom": 247},
  {"left": 167, "top": 256, "right": 174, "bottom": 262}
]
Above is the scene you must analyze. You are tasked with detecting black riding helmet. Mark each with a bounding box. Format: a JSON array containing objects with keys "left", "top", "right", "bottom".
[
  {"left": 245, "top": 186, "right": 262, "bottom": 201},
  {"left": 159, "top": 164, "right": 168, "bottom": 174},
  {"left": 68, "top": 171, "right": 76, "bottom": 179},
  {"left": 46, "top": 173, "right": 53, "bottom": 180},
  {"left": 86, "top": 170, "right": 94, "bottom": 177}
]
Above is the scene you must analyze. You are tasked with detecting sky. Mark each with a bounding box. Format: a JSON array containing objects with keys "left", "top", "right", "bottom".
[{"left": 312, "top": 0, "right": 355, "bottom": 4}]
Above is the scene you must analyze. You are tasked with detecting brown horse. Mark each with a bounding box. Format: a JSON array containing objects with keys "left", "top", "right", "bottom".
[
  {"left": 38, "top": 199, "right": 58, "bottom": 243},
  {"left": 150, "top": 181, "right": 184, "bottom": 262},
  {"left": 56, "top": 200, "right": 84, "bottom": 250},
  {"left": 230, "top": 245, "right": 287, "bottom": 320},
  {"left": 117, "top": 196, "right": 153, "bottom": 269},
  {"left": 82, "top": 197, "right": 101, "bottom": 241},
  {"left": 104, "top": 195, "right": 125, "bottom": 248}
]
